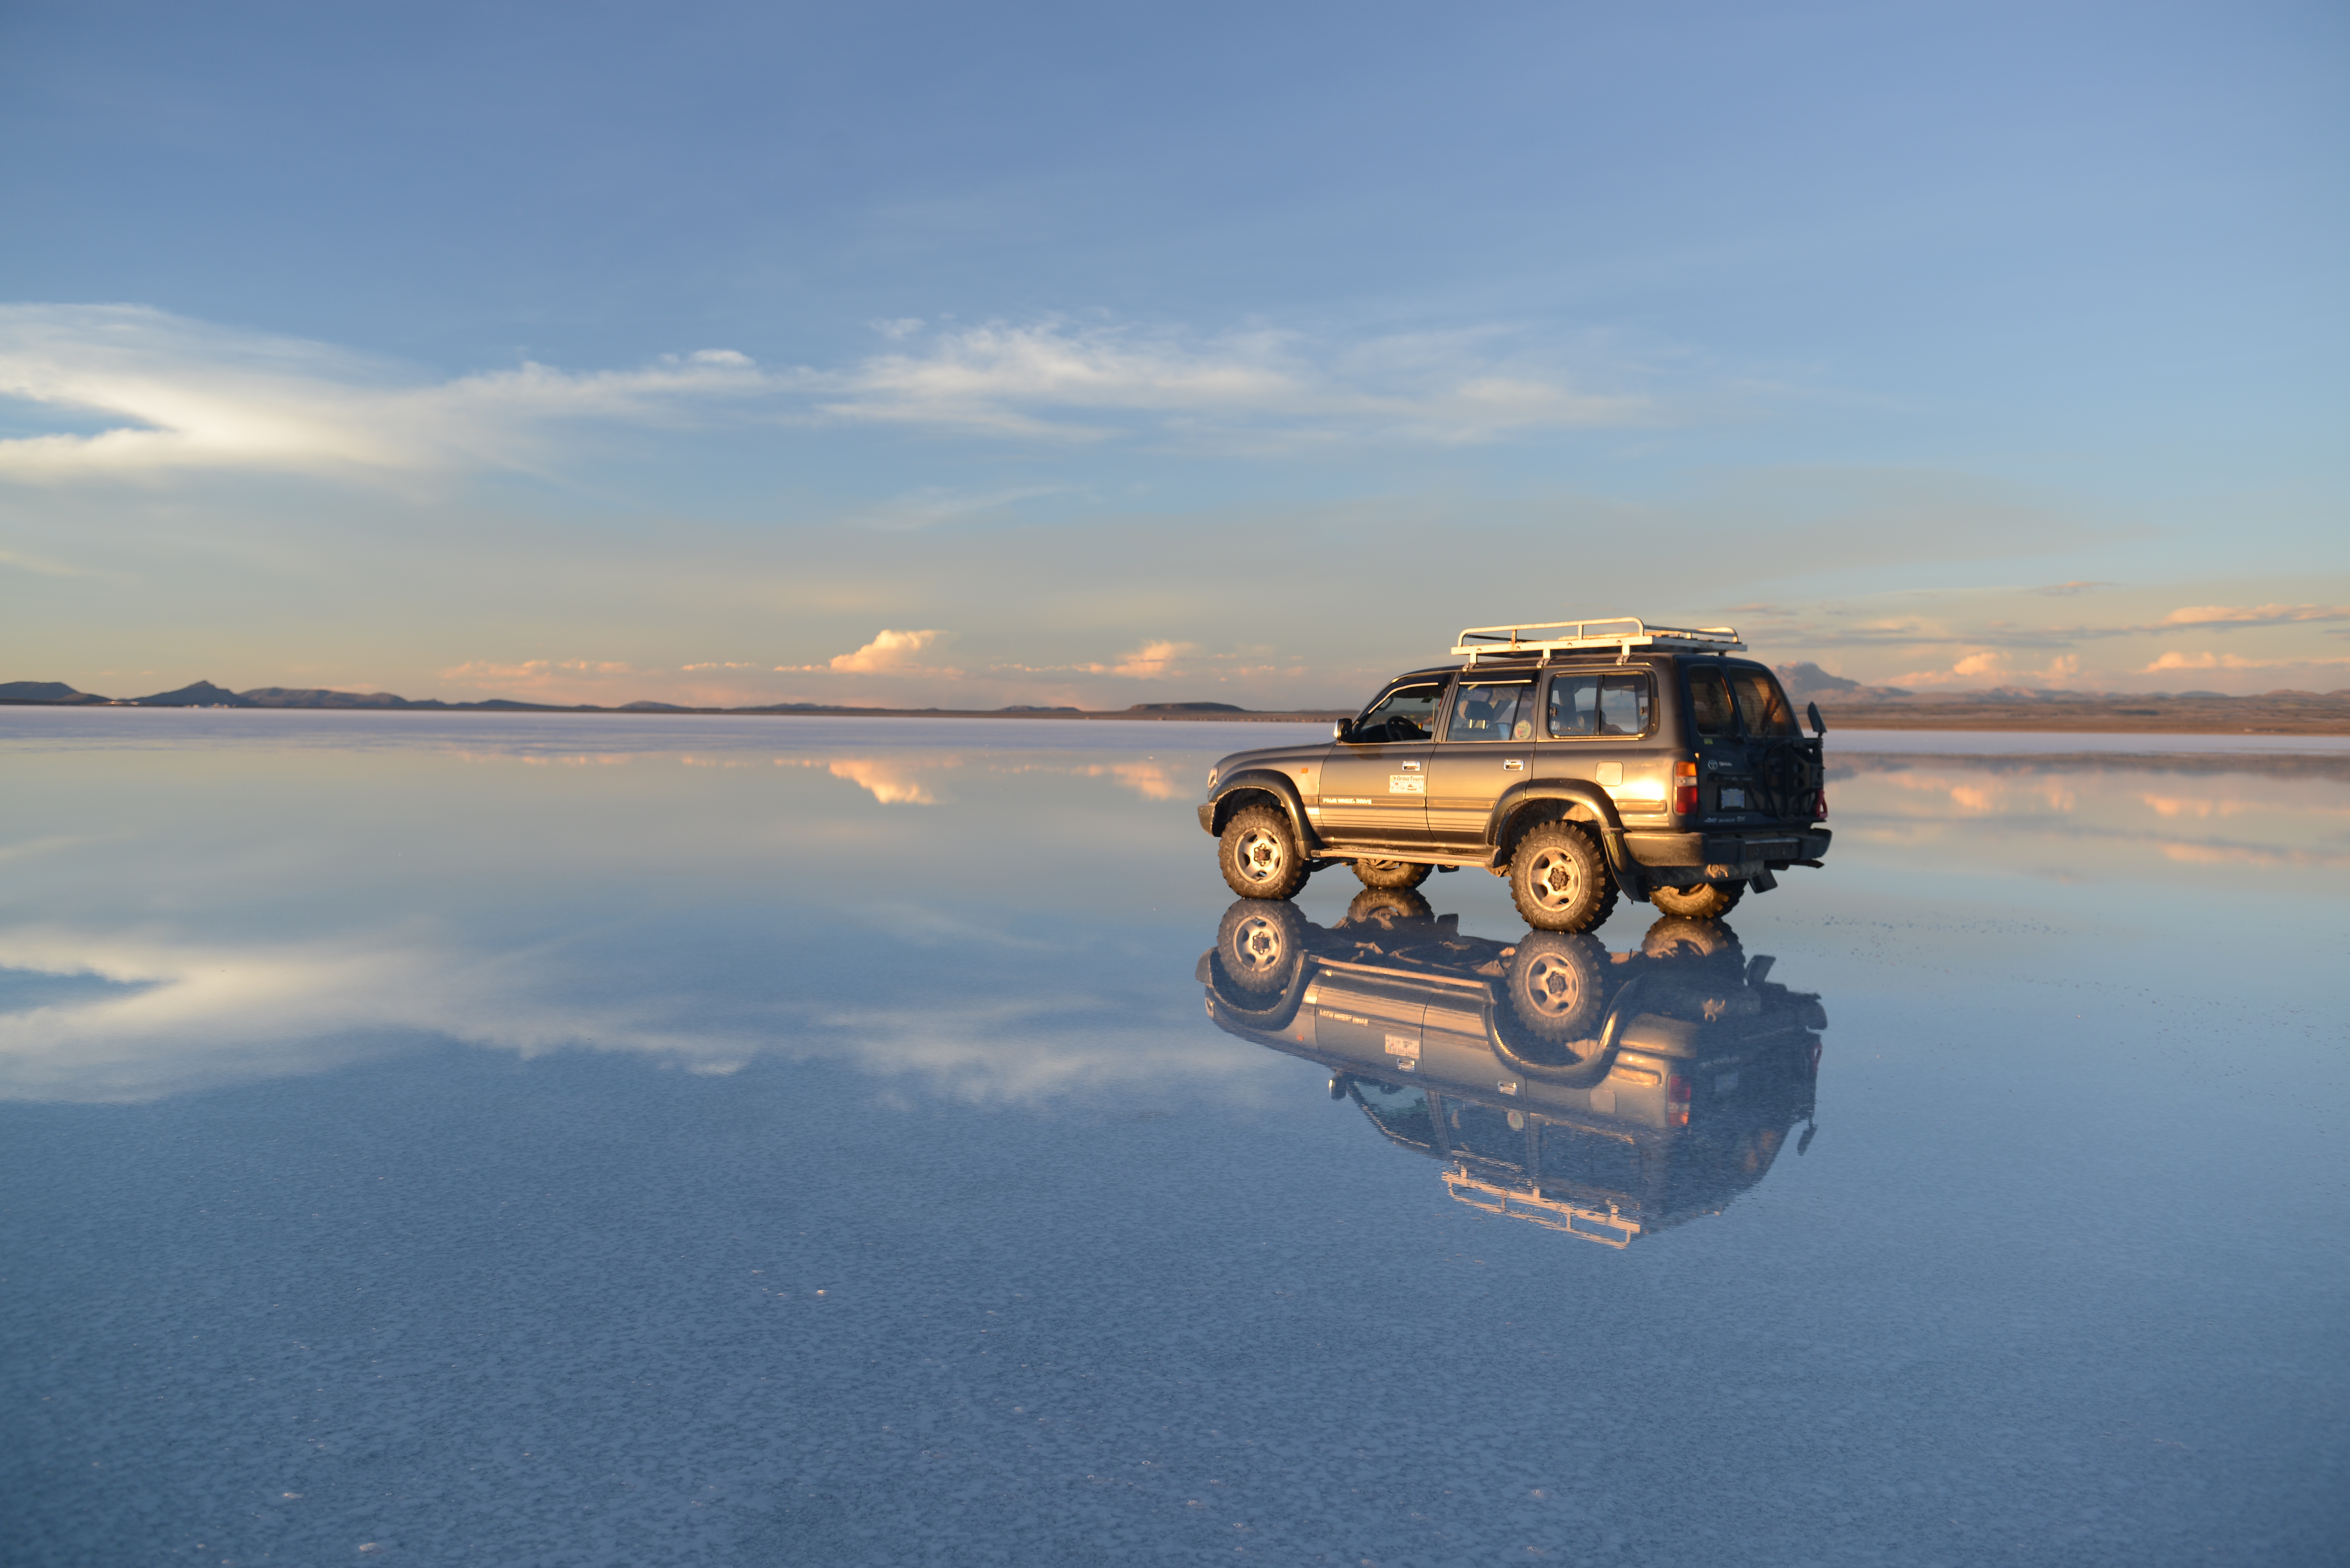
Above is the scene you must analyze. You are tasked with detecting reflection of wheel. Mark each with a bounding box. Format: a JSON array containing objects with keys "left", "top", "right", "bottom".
[
  {"left": 1353, "top": 858, "right": 1431, "bottom": 891},
  {"left": 1217, "top": 900, "right": 1307, "bottom": 993},
  {"left": 1507, "top": 822, "right": 1617, "bottom": 932},
  {"left": 1218, "top": 805, "right": 1308, "bottom": 899},
  {"left": 1504, "top": 933, "right": 1608, "bottom": 1042},
  {"left": 1342, "top": 887, "right": 1435, "bottom": 929},
  {"left": 1493, "top": 934, "right": 1619, "bottom": 1082},
  {"left": 1651, "top": 881, "right": 1744, "bottom": 919},
  {"left": 1641, "top": 917, "right": 1743, "bottom": 960}
]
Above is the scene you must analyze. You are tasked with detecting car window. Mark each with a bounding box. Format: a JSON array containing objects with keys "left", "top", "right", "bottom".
[
  {"left": 1686, "top": 668, "right": 1736, "bottom": 736},
  {"left": 1547, "top": 673, "right": 1654, "bottom": 738},
  {"left": 1445, "top": 1101, "right": 1528, "bottom": 1169},
  {"left": 1730, "top": 670, "right": 1797, "bottom": 736},
  {"left": 1351, "top": 682, "right": 1445, "bottom": 743},
  {"left": 1352, "top": 1080, "right": 1434, "bottom": 1148},
  {"left": 1441, "top": 681, "right": 1534, "bottom": 742}
]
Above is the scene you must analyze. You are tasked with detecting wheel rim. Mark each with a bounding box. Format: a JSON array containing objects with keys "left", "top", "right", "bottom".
[
  {"left": 1527, "top": 846, "right": 1583, "bottom": 911},
  {"left": 1520, "top": 952, "right": 1586, "bottom": 1019},
  {"left": 1230, "top": 914, "right": 1290, "bottom": 975},
  {"left": 1236, "top": 827, "right": 1286, "bottom": 884}
]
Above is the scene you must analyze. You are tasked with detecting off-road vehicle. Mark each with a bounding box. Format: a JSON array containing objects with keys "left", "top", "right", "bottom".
[
  {"left": 1197, "top": 892, "right": 1826, "bottom": 1246},
  {"left": 1197, "top": 617, "right": 1832, "bottom": 928}
]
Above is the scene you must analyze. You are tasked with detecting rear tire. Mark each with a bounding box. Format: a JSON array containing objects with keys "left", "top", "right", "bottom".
[
  {"left": 1218, "top": 804, "right": 1309, "bottom": 899},
  {"left": 1352, "top": 858, "right": 1432, "bottom": 891},
  {"left": 1506, "top": 821, "right": 1617, "bottom": 932},
  {"left": 1651, "top": 881, "right": 1745, "bottom": 919}
]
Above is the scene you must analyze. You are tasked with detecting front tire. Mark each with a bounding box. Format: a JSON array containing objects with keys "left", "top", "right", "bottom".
[
  {"left": 1651, "top": 881, "right": 1744, "bottom": 919},
  {"left": 1353, "top": 858, "right": 1432, "bottom": 891},
  {"left": 1217, "top": 900, "right": 1308, "bottom": 993},
  {"left": 1506, "top": 821, "right": 1618, "bottom": 932},
  {"left": 1218, "top": 804, "right": 1309, "bottom": 899}
]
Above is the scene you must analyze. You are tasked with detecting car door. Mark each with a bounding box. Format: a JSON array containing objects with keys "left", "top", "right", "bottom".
[
  {"left": 1422, "top": 675, "right": 1535, "bottom": 850},
  {"left": 1319, "top": 677, "right": 1447, "bottom": 849}
]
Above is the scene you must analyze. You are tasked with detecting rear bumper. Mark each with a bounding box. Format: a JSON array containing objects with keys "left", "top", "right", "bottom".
[{"left": 1626, "top": 828, "right": 1831, "bottom": 874}]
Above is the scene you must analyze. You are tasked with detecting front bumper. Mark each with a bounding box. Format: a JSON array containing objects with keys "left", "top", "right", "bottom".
[{"left": 1197, "top": 802, "right": 1218, "bottom": 835}]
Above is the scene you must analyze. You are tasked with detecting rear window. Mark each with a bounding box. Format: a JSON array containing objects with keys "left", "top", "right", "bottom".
[
  {"left": 1730, "top": 669, "right": 1797, "bottom": 736},
  {"left": 1686, "top": 669, "right": 1736, "bottom": 736},
  {"left": 1547, "top": 672, "right": 1653, "bottom": 738}
]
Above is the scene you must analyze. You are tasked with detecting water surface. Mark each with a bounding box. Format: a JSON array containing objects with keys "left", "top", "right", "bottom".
[{"left": 3, "top": 708, "right": 2343, "bottom": 1565}]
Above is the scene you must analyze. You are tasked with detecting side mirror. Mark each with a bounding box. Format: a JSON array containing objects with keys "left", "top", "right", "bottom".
[
  {"left": 1332, "top": 720, "right": 1350, "bottom": 741},
  {"left": 1806, "top": 701, "right": 1826, "bottom": 737}
]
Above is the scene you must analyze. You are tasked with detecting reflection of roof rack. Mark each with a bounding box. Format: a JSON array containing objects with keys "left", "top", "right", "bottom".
[
  {"left": 1441, "top": 1168, "right": 1643, "bottom": 1247},
  {"left": 1452, "top": 616, "right": 1743, "bottom": 666}
]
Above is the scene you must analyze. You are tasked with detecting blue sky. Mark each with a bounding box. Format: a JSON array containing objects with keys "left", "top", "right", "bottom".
[{"left": 3, "top": 0, "right": 2345, "bottom": 705}]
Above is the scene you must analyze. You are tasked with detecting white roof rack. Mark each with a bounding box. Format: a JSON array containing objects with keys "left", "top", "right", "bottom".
[{"left": 1451, "top": 616, "right": 1743, "bottom": 665}]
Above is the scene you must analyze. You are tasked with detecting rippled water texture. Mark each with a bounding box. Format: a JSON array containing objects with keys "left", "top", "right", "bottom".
[{"left": 3, "top": 709, "right": 2345, "bottom": 1565}]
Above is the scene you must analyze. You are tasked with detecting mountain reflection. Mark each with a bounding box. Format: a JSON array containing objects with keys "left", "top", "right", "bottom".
[{"left": 1199, "top": 893, "right": 1826, "bottom": 1246}]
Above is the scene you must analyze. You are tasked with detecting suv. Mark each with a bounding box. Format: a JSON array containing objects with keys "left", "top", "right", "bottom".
[
  {"left": 1197, "top": 892, "right": 1826, "bottom": 1247},
  {"left": 1196, "top": 617, "right": 1831, "bottom": 928}
]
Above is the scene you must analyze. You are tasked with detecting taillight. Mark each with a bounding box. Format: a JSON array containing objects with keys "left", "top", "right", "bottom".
[
  {"left": 1812, "top": 788, "right": 1828, "bottom": 819},
  {"left": 1673, "top": 760, "right": 1699, "bottom": 817},
  {"left": 1667, "top": 1071, "right": 1691, "bottom": 1127}
]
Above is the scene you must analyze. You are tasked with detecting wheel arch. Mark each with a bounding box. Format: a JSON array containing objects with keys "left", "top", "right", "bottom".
[
  {"left": 1210, "top": 772, "right": 1318, "bottom": 849},
  {"left": 1488, "top": 781, "right": 1624, "bottom": 856}
]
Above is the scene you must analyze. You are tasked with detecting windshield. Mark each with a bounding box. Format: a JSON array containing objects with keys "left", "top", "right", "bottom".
[{"left": 1352, "top": 682, "right": 1446, "bottom": 743}]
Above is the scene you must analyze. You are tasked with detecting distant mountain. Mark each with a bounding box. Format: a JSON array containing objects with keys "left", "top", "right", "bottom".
[
  {"left": 1775, "top": 662, "right": 1914, "bottom": 703},
  {"left": 242, "top": 687, "right": 416, "bottom": 708},
  {"left": 1129, "top": 701, "right": 1245, "bottom": 712},
  {"left": 0, "top": 681, "right": 108, "bottom": 704},
  {"left": 131, "top": 681, "right": 253, "bottom": 707}
]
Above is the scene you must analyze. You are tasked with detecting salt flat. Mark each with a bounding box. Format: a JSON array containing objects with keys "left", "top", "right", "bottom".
[{"left": 2, "top": 712, "right": 2344, "bottom": 1565}]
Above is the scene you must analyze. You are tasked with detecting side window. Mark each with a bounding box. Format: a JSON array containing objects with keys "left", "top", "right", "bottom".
[
  {"left": 1351, "top": 682, "right": 1446, "bottom": 743},
  {"left": 1352, "top": 1080, "right": 1434, "bottom": 1149},
  {"left": 1729, "top": 670, "right": 1797, "bottom": 736},
  {"left": 1547, "top": 673, "right": 1654, "bottom": 738},
  {"left": 1686, "top": 669, "right": 1736, "bottom": 736},
  {"left": 1441, "top": 681, "right": 1533, "bottom": 742}
]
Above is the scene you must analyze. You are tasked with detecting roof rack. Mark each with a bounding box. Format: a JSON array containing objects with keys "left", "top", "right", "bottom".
[{"left": 1451, "top": 616, "right": 1742, "bottom": 666}]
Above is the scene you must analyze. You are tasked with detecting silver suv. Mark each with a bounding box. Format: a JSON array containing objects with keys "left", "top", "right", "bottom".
[{"left": 1196, "top": 617, "right": 1832, "bottom": 929}]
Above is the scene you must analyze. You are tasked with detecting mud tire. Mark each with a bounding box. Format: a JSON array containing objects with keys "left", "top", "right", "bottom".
[
  {"left": 1340, "top": 887, "right": 1436, "bottom": 930},
  {"left": 1506, "top": 821, "right": 1617, "bottom": 933},
  {"left": 1650, "top": 881, "right": 1745, "bottom": 919},
  {"left": 1218, "top": 804, "right": 1309, "bottom": 900},
  {"left": 1352, "top": 858, "right": 1432, "bottom": 891},
  {"left": 1216, "top": 899, "right": 1308, "bottom": 994}
]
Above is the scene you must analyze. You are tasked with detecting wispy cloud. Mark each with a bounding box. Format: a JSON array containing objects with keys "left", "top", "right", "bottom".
[
  {"left": 2157, "top": 604, "right": 2350, "bottom": 630},
  {"left": 0, "top": 305, "right": 767, "bottom": 480},
  {"left": 0, "top": 304, "right": 1658, "bottom": 482}
]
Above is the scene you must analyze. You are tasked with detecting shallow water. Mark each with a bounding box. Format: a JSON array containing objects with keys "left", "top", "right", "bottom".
[{"left": 3, "top": 709, "right": 2344, "bottom": 1565}]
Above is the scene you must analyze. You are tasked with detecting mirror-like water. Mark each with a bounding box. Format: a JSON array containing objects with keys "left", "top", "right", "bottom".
[{"left": 4, "top": 709, "right": 2344, "bottom": 1565}]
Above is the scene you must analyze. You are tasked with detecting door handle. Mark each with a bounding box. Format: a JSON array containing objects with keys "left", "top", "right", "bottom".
[
  {"left": 1400, "top": 760, "right": 1421, "bottom": 770},
  {"left": 1503, "top": 758, "right": 1525, "bottom": 770}
]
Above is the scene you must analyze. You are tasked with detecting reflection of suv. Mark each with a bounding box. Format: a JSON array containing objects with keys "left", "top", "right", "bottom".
[
  {"left": 1197, "top": 617, "right": 1832, "bottom": 928},
  {"left": 1199, "top": 893, "right": 1826, "bottom": 1246}
]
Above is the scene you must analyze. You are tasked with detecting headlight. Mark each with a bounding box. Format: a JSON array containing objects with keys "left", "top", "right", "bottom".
[{"left": 1206, "top": 767, "right": 1219, "bottom": 790}]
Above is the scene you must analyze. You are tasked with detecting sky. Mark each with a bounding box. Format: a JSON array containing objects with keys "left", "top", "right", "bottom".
[{"left": 2, "top": 0, "right": 2345, "bottom": 707}]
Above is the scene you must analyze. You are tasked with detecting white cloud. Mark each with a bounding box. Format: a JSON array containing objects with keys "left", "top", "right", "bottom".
[
  {"left": 0, "top": 303, "right": 1657, "bottom": 482},
  {"left": 2158, "top": 604, "right": 2350, "bottom": 629},
  {"left": 0, "top": 304, "right": 769, "bottom": 480},
  {"left": 2140, "top": 650, "right": 2350, "bottom": 673},
  {"left": 825, "top": 628, "right": 947, "bottom": 673},
  {"left": 1110, "top": 638, "right": 1195, "bottom": 678}
]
